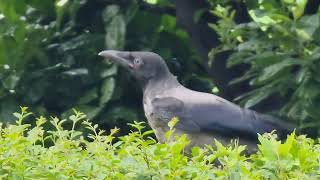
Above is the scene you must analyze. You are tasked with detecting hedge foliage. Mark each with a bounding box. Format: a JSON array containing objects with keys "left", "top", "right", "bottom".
[{"left": 0, "top": 108, "right": 319, "bottom": 179}]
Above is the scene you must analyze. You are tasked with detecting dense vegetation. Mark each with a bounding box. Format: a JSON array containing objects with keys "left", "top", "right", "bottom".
[
  {"left": 210, "top": 0, "right": 320, "bottom": 133},
  {"left": 0, "top": 0, "right": 319, "bottom": 135},
  {"left": 0, "top": 0, "right": 320, "bottom": 133},
  {"left": 0, "top": 0, "right": 204, "bottom": 133},
  {"left": 0, "top": 0, "right": 320, "bottom": 178},
  {"left": 0, "top": 108, "right": 319, "bottom": 179}
]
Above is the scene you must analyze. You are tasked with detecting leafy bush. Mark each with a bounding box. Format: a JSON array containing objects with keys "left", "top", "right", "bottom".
[
  {"left": 209, "top": 0, "right": 320, "bottom": 132},
  {"left": 0, "top": 108, "right": 319, "bottom": 179}
]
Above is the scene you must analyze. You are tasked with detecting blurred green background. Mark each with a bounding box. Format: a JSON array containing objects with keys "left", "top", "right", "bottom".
[{"left": 0, "top": 0, "right": 319, "bottom": 136}]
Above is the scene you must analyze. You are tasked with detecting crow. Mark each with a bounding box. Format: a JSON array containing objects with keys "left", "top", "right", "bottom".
[{"left": 99, "top": 50, "right": 293, "bottom": 149}]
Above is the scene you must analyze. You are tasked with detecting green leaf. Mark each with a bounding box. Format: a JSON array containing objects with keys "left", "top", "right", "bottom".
[
  {"left": 0, "top": 1, "right": 27, "bottom": 22},
  {"left": 62, "top": 68, "right": 88, "bottom": 76},
  {"left": 100, "top": 77, "right": 115, "bottom": 105},
  {"left": 278, "top": 132, "right": 295, "bottom": 157},
  {"left": 257, "top": 134, "right": 279, "bottom": 160},
  {"left": 102, "top": 5, "right": 120, "bottom": 23},
  {"left": 284, "top": 0, "right": 294, "bottom": 3},
  {"left": 78, "top": 87, "right": 98, "bottom": 105},
  {"left": 2, "top": 74, "right": 20, "bottom": 90},
  {"left": 257, "top": 58, "right": 302, "bottom": 83},
  {"left": 160, "top": 15, "right": 176, "bottom": 32},
  {"left": 191, "top": 146, "right": 200, "bottom": 157},
  {"left": 249, "top": 9, "right": 277, "bottom": 25},
  {"left": 295, "top": 68, "right": 308, "bottom": 84},
  {"left": 291, "top": 0, "right": 307, "bottom": 20},
  {"left": 78, "top": 105, "right": 103, "bottom": 120},
  {"left": 229, "top": 72, "right": 255, "bottom": 85},
  {"left": 62, "top": 105, "right": 103, "bottom": 120},
  {"left": 296, "top": 15, "right": 320, "bottom": 40},
  {"left": 103, "top": 5, "right": 126, "bottom": 50},
  {"left": 227, "top": 51, "right": 253, "bottom": 67},
  {"left": 55, "top": 0, "right": 70, "bottom": 29},
  {"left": 168, "top": 117, "right": 179, "bottom": 130},
  {"left": 243, "top": 90, "right": 273, "bottom": 108},
  {"left": 60, "top": 34, "right": 93, "bottom": 51},
  {"left": 104, "top": 15, "right": 126, "bottom": 50},
  {"left": 244, "top": 0, "right": 259, "bottom": 9},
  {"left": 100, "top": 64, "right": 118, "bottom": 78}
]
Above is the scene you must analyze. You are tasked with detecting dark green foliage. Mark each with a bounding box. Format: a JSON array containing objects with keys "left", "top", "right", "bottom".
[
  {"left": 1, "top": 0, "right": 320, "bottom": 135},
  {"left": 210, "top": 0, "right": 320, "bottom": 133},
  {"left": 0, "top": 0, "right": 112, "bottom": 122},
  {"left": 0, "top": 0, "right": 206, "bottom": 131}
]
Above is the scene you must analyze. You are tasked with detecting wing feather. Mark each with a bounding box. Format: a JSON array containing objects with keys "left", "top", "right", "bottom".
[{"left": 151, "top": 95, "right": 291, "bottom": 138}]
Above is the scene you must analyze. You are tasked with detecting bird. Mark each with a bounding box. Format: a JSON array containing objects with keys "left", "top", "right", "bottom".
[{"left": 98, "top": 50, "right": 293, "bottom": 149}]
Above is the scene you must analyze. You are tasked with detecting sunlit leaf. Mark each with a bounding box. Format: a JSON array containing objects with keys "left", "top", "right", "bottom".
[
  {"left": 62, "top": 68, "right": 88, "bottom": 76},
  {"left": 291, "top": 0, "right": 307, "bottom": 20}
]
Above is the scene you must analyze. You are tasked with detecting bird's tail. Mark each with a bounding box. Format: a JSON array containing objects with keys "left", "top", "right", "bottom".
[{"left": 255, "top": 113, "right": 295, "bottom": 140}]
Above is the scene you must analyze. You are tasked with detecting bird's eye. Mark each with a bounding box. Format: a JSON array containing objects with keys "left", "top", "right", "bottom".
[{"left": 134, "top": 57, "right": 142, "bottom": 65}]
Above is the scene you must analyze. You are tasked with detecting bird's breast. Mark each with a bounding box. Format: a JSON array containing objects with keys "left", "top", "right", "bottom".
[
  {"left": 143, "top": 97, "right": 153, "bottom": 120},
  {"left": 143, "top": 95, "right": 169, "bottom": 143}
]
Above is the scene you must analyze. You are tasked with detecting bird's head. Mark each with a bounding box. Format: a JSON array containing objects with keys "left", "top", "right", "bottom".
[{"left": 98, "top": 50, "right": 171, "bottom": 85}]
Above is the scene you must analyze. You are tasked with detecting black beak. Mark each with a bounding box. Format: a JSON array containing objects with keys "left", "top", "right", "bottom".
[{"left": 98, "top": 50, "right": 133, "bottom": 68}]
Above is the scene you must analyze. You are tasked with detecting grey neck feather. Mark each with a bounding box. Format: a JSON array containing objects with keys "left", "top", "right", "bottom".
[
  {"left": 141, "top": 59, "right": 180, "bottom": 93},
  {"left": 142, "top": 72, "right": 180, "bottom": 94}
]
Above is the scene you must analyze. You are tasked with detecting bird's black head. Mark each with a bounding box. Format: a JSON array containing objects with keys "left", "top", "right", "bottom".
[{"left": 99, "top": 50, "right": 171, "bottom": 86}]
